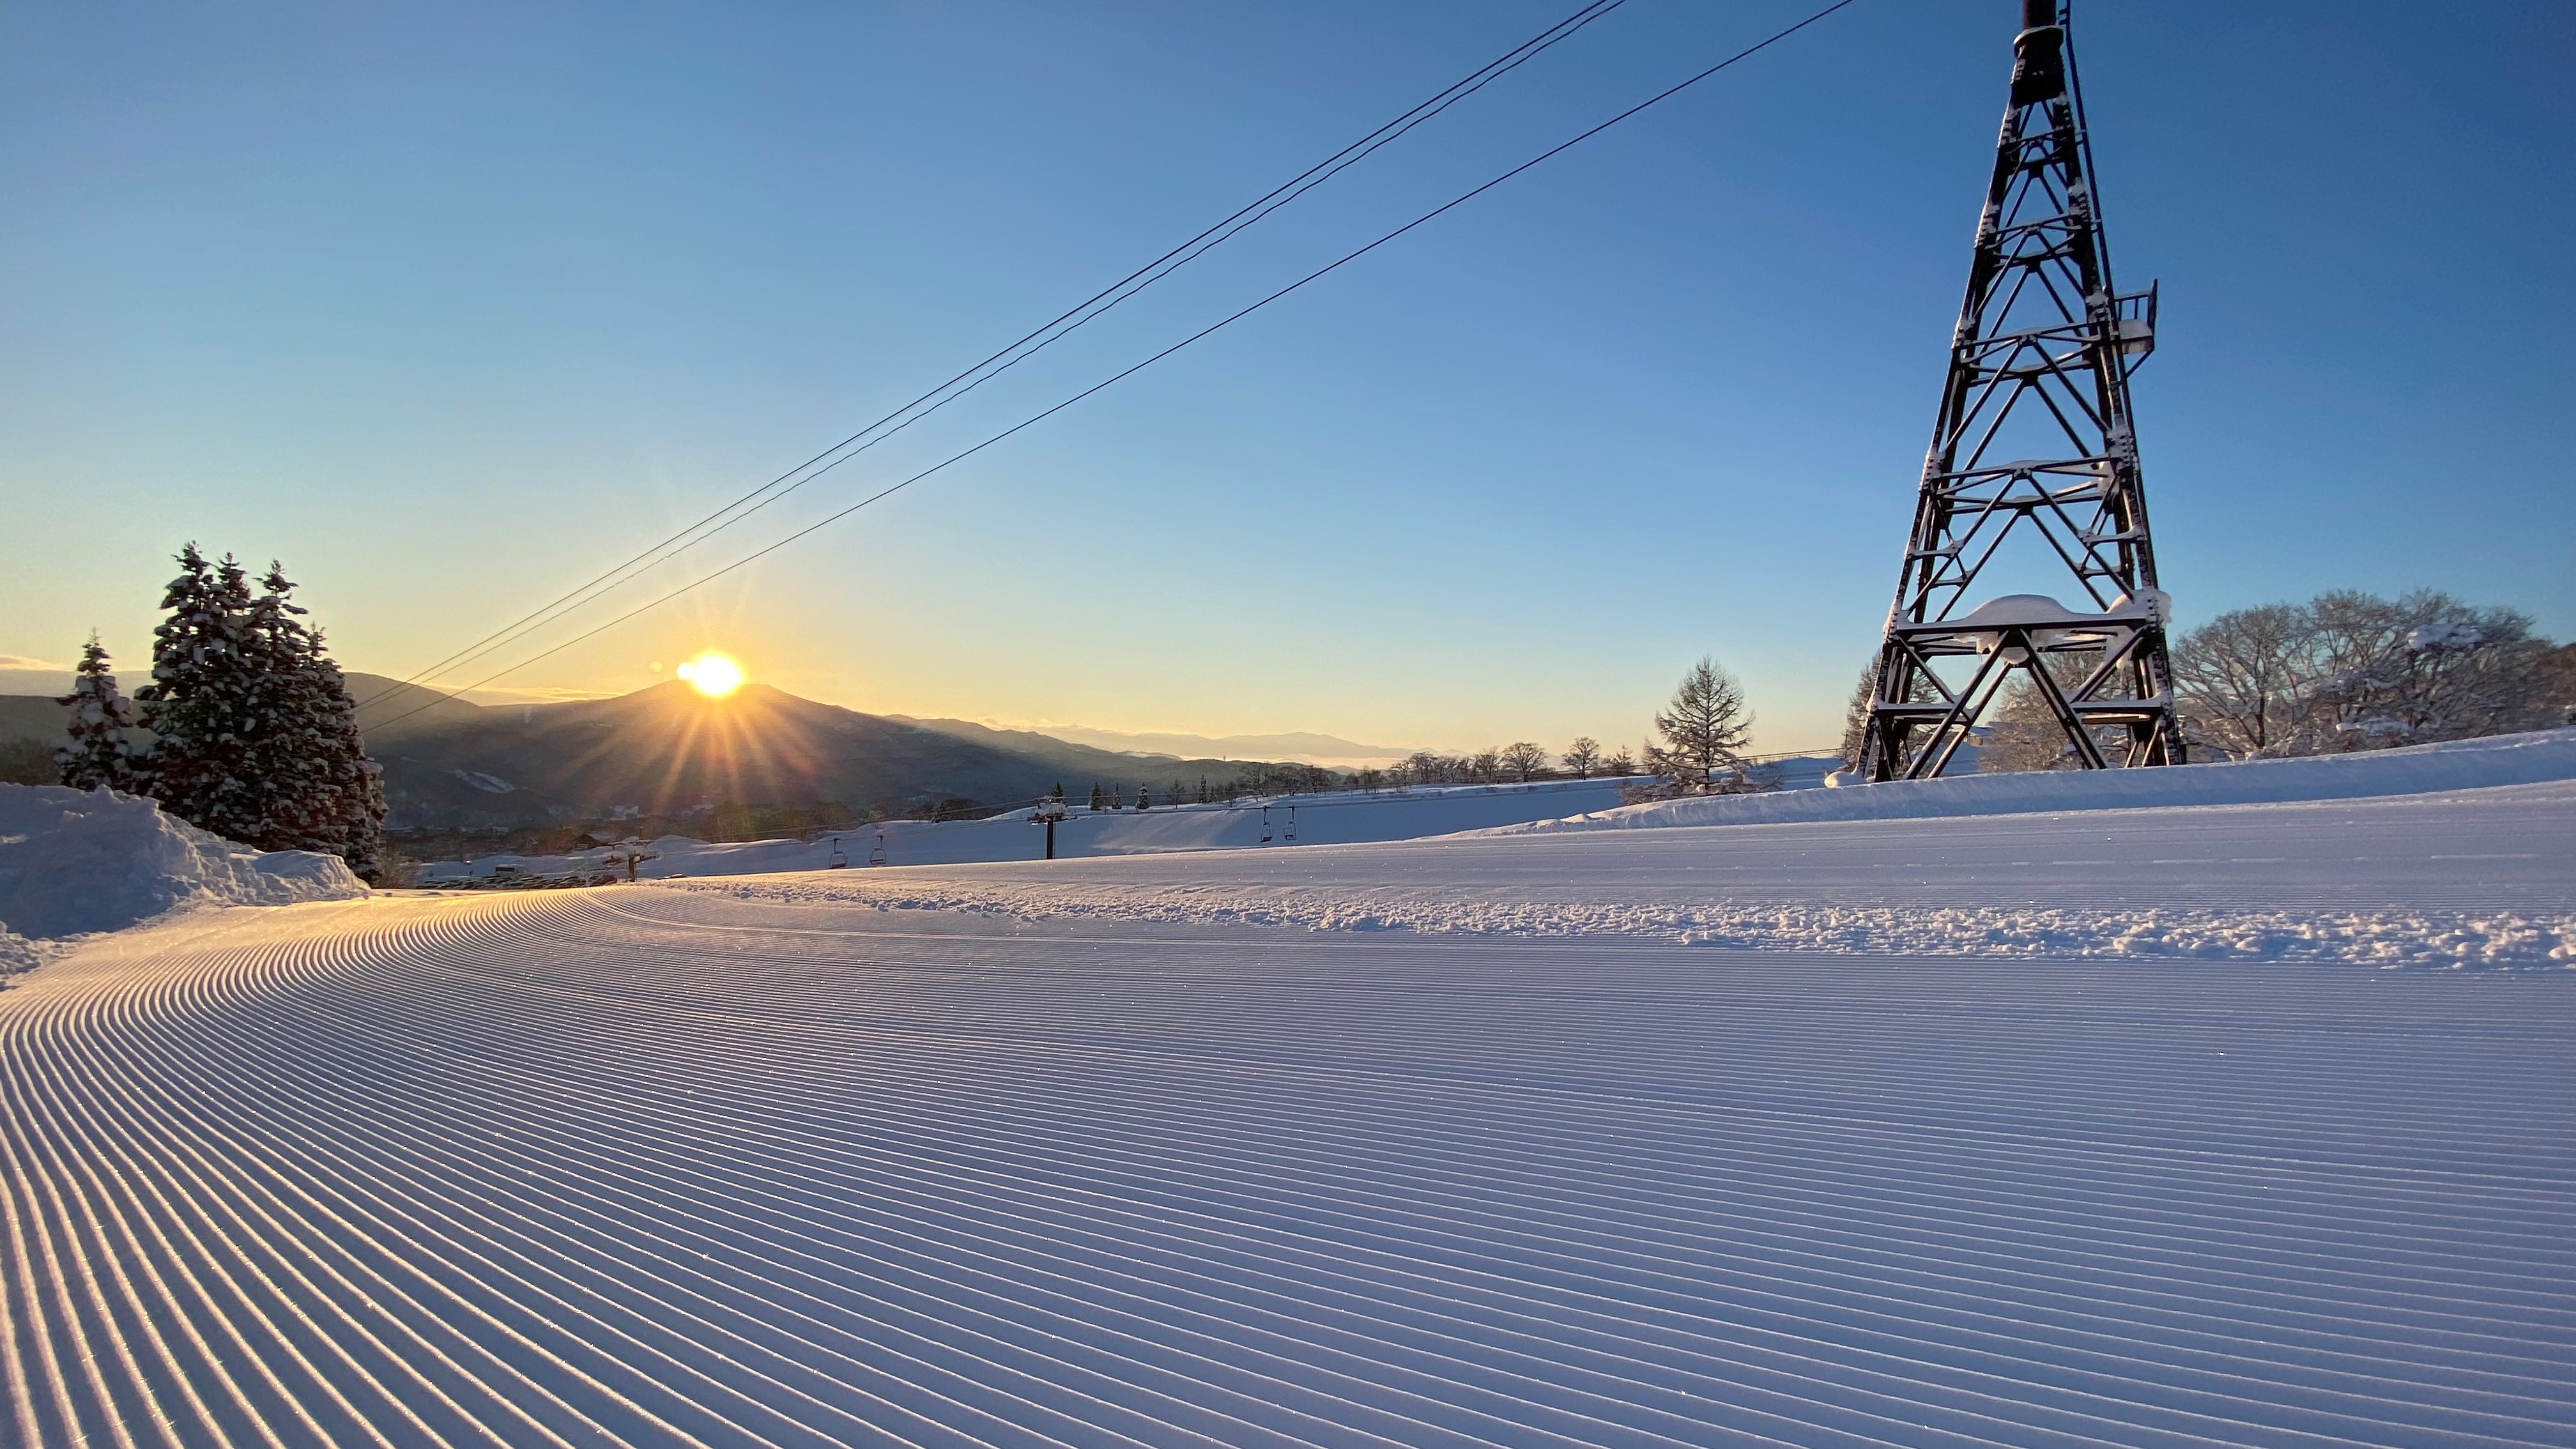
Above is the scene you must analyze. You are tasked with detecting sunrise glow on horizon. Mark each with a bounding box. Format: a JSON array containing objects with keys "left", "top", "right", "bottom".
[{"left": 676, "top": 652, "right": 744, "bottom": 698}]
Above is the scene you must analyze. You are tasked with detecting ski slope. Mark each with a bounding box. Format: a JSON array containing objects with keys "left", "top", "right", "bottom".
[
  {"left": 3, "top": 772, "right": 2571, "bottom": 1446},
  {"left": 670, "top": 778, "right": 2575, "bottom": 967},
  {"left": 413, "top": 775, "right": 1664, "bottom": 882}
]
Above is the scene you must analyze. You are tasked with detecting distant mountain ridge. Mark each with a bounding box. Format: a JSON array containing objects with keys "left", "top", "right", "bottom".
[
  {"left": 0, "top": 676, "right": 1296, "bottom": 827},
  {"left": 1001, "top": 723, "right": 1417, "bottom": 767},
  {"left": 355, "top": 679, "right": 1302, "bottom": 829}
]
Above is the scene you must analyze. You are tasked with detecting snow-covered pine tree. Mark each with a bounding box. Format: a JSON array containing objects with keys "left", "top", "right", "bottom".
[
  {"left": 295, "top": 624, "right": 387, "bottom": 880},
  {"left": 56, "top": 633, "right": 139, "bottom": 792},
  {"left": 135, "top": 546, "right": 265, "bottom": 839},
  {"left": 241, "top": 564, "right": 322, "bottom": 844},
  {"left": 242, "top": 564, "right": 385, "bottom": 878}
]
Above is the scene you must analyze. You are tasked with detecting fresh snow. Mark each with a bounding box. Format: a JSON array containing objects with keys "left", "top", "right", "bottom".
[
  {"left": 2, "top": 749, "right": 2572, "bottom": 1445},
  {"left": 0, "top": 783, "right": 366, "bottom": 967}
]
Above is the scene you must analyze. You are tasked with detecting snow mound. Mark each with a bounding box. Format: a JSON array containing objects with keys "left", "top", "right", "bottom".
[
  {"left": 0, "top": 784, "right": 367, "bottom": 947},
  {"left": 1482, "top": 728, "right": 2576, "bottom": 835}
]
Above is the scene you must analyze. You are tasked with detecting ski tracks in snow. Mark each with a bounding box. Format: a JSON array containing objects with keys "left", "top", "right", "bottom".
[{"left": 2, "top": 883, "right": 2572, "bottom": 1446}]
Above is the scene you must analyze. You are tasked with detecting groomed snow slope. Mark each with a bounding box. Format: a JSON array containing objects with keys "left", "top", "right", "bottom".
[
  {"left": 1490, "top": 728, "right": 2576, "bottom": 835},
  {"left": 2, "top": 779, "right": 2571, "bottom": 1446},
  {"left": 673, "top": 778, "right": 2576, "bottom": 967},
  {"left": 416, "top": 776, "right": 1653, "bottom": 881}
]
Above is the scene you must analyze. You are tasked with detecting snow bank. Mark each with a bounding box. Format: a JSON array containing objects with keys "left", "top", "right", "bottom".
[
  {"left": 0, "top": 785, "right": 367, "bottom": 955},
  {"left": 1482, "top": 728, "right": 2576, "bottom": 835}
]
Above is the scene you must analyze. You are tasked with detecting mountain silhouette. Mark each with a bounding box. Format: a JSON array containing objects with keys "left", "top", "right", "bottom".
[{"left": 358, "top": 678, "right": 1272, "bottom": 829}]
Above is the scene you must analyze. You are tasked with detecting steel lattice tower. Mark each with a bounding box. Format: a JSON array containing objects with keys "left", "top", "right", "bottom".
[{"left": 1859, "top": 0, "right": 2182, "bottom": 781}]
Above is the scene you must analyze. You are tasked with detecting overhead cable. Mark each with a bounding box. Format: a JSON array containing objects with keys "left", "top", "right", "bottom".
[
  {"left": 359, "top": 0, "right": 1630, "bottom": 709},
  {"left": 360, "top": 0, "right": 1855, "bottom": 735}
]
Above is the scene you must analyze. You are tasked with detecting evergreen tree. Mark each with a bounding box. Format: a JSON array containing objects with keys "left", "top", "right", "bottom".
[
  {"left": 135, "top": 546, "right": 264, "bottom": 839},
  {"left": 243, "top": 564, "right": 385, "bottom": 877},
  {"left": 130, "top": 546, "right": 386, "bottom": 879},
  {"left": 57, "top": 634, "right": 139, "bottom": 792},
  {"left": 1838, "top": 659, "right": 1880, "bottom": 770},
  {"left": 1087, "top": 783, "right": 1106, "bottom": 811}
]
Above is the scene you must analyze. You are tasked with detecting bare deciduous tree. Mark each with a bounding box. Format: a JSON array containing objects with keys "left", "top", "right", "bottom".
[
  {"left": 2170, "top": 590, "right": 2555, "bottom": 760},
  {"left": 1648, "top": 655, "right": 1754, "bottom": 794},
  {"left": 1499, "top": 742, "right": 1548, "bottom": 781},
  {"left": 2171, "top": 601, "right": 2310, "bottom": 758},
  {"left": 1560, "top": 737, "right": 1600, "bottom": 778},
  {"left": 1977, "top": 652, "right": 2110, "bottom": 774}
]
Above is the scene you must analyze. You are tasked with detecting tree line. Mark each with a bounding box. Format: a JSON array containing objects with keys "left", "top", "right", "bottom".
[
  {"left": 49, "top": 545, "right": 387, "bottom": 878},
  {"left": 1839, "top": 588, "right": 2574, "bottom": 774},
  {"left": 1017, "top": 654, "right": 1767, "bottom": 808}
]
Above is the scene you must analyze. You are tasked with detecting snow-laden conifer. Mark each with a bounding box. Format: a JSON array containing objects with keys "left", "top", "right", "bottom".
[
  {"left": 130, "top": 546, "right": 386, "bottom": 879},
  {"left": 57, "top": 634, "right": 139, "bottom": 792},
  {"left": 135, "top": 546, "right": 264, "bottom": 839},
  {"left": 241, "top": 564, "right": 386, "bottom": 879}
]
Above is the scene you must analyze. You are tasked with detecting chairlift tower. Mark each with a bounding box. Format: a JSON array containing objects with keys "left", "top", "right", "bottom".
[{"left": 1859, "top": 0, "right": 2184, "bottom": 780}]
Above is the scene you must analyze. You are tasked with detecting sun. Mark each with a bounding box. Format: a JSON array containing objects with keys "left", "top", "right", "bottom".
[{"left": 675, "top": 652, "right": 744, "bottom": 698}]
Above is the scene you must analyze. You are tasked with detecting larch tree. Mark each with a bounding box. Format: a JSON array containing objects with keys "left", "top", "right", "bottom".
[
  {"left": 1649, "top": 655, "right": 1755, "bottom": 793},
  {"left": 57, "top": 634, "right": 139, "bottom": 792}
]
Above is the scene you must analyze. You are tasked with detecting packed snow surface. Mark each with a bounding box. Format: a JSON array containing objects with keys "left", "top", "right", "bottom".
[
  {"left": 1502, "top": 727, "right": 2576, "bottom": 834},
  {"left": 0, "top": 783, "right": 365, "bottom": 967},
  {"left": 415, "top": 775, "right": 1676, "bottom": 881},
  {"left": 674, "top": 778, "right": 2576, "bottom": 968},
  {"left": 2, "top": 773, "right": 2572, "bottom": 1445}
]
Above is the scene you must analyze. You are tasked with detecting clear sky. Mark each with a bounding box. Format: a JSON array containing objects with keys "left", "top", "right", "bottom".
[{"left": 4, "top": 0, "right": 2569, "bottom": 755}]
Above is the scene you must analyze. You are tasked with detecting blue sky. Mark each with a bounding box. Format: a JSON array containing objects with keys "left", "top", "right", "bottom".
[{"left": 3, "top": 0, "right": 2568, "bottom": 753}]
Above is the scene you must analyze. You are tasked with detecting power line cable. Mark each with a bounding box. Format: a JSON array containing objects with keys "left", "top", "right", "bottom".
[
  {"left": 362, "top": 0, "right": 1855, "bottom": 735},
  {"left": 361, "top": 0, "right": 1629, "bottom": 708}
]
